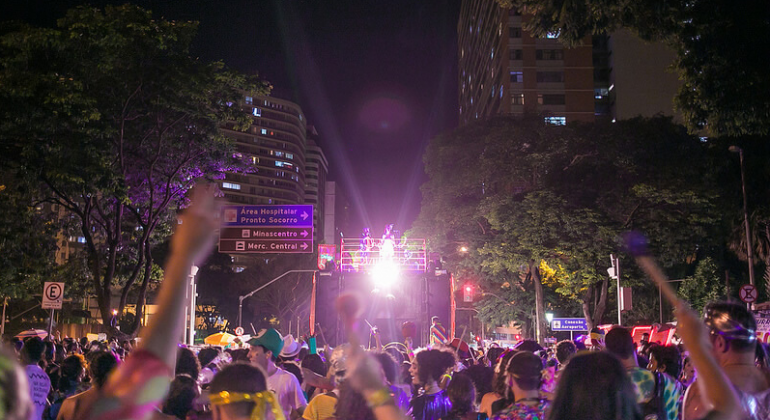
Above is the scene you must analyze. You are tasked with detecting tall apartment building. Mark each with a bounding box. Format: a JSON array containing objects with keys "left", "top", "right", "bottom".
[
  {"left": 458, "top": 1, "right": 681, "bottom": 126},
  {"left": 458, "top": 1, "right": 595, "bottom": 126},
  {"left": 220, "top": 96, "right": 308, "bottom": 206},
  {"left": 219, "top": 95, "right": 330, "bottom": 245},
  {"left": 305, "top": 125, "right": 329, "bottom": 239}
]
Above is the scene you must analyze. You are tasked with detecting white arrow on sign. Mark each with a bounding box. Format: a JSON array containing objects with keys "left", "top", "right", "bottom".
[
  {"left": 301, "top": 230, "right": 309, "bottom": 237},
  {"left": 301, "top": 242, "right": 308, "bottom": 250},
  {"left": 301, "top": 211, "right": 309, "bottom": 220}
]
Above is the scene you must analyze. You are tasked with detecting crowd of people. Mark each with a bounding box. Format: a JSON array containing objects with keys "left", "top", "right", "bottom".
[{"left": 2, "top": 186, "right": 770, "bottom": 420}]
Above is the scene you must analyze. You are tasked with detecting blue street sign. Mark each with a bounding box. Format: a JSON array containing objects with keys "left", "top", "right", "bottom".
[
  {"left": 550, "top": 318, "right": 588, "bottom": 331},
  {"left": 221, "top": 205, "right": 313, "bottom": 227}
]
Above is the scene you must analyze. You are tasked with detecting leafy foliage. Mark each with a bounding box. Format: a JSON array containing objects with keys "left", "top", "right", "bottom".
[
  {"left": 678, "top": 257, "right": 726, "bottom": 314},
  {"left": 0, "top": 5, "right": 269, "bottom": 335},
  {"left": 412, "top": 115, "right": 721, "bottom": 336}
]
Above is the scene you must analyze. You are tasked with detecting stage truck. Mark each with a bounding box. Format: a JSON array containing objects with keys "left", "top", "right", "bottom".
[{"left": 314, "top": 229, "right": 454, "bottom": 348}]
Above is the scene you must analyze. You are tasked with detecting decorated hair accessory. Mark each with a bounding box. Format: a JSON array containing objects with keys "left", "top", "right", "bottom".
[
  {"left": 209, "top": 390, "right": 285, "bottom": 420},
  {"left": 704, "top": 308, "right": 756, "bottom": 342}
]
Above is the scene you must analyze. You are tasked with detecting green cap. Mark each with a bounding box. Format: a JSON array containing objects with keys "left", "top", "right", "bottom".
[{"left": 247, "top": 328, "right": 284, "bottom": 356}]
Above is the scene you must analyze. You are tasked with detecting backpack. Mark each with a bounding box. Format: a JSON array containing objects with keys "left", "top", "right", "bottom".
[{"left": 640, "top": 371, "right": 668, "bottom": 420}]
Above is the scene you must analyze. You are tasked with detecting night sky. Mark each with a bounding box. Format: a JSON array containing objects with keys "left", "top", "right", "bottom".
[{"left": 4, "top": 0, "right": 461, "bottom": 236}]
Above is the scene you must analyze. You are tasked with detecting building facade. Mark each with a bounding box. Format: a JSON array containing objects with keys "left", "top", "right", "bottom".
[
  {"left": 219, "top": 95, "right": 309, "bottom": 206},
  {"left": 459, "top": 2, "right": 596, "bottom": 126}
]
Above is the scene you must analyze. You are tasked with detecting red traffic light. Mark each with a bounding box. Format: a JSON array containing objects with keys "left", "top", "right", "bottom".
[{"left": 465, "top": 285, "right": 472, "bottom": 292}]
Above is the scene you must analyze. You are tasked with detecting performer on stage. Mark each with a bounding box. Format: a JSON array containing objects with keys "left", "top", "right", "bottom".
[{"left": 429, "top": 316, "right": 448, "bottom": 346}]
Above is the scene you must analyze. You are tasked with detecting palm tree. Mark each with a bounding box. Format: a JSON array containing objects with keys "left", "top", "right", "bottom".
[{"left": 729, "top": 209, "right": 770, "bottom": 298}]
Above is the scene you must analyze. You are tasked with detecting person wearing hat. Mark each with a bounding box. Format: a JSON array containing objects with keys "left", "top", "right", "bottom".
[
  {"left": 248, "top": 329, "right": 307, "bottom": 420},
  {"left": 491, "top": 351, "right": 548, "bottom": 419},
  {"left": 682, "top": 301, "right": 770, "bottom": 420}
]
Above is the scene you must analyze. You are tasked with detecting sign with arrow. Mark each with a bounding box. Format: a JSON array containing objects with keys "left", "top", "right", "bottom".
[{"left": 219, "top": 205, "right": 313, "bottom": 254}]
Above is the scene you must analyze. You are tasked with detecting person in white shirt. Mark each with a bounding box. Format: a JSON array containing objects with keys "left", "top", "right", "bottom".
[
  {"left": 21, "top": 337, "right": 51, "bottom": 420},
  {"left": 248, "top": 328, "right": 307, "bottom": 420}
]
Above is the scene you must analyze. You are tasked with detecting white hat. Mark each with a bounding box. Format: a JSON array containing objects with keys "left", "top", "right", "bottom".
[{"left": 280, "top": 334, "right": 301, "bottom": 358}]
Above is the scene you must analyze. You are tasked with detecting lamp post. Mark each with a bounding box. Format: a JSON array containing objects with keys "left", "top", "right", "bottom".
[{"left": 729, "top": 145, "right": 755, "bottom": 287}]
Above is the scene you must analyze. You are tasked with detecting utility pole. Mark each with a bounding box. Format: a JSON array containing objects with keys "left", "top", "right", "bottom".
[
  {"left": 237, "top": 270, "right": 317, "bottom": 329},
  {"left": 730, "top": 145, "right": 755, "bottom": 287},
  {"left": 609, "top": 254, "right": 622, "bottom": 325}
]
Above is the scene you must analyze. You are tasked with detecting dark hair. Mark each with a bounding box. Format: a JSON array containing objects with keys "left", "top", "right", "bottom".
[
  {"left": 414, "top": 348, "right": 456, "bottom": 385},
  {"left": 648, "top": 345, "right": 681, "bottom": 379},
  {"left": 493, "top": 350, "right": 518, "bottom": 395},
  {"left": 198, "top": 347, "right": 220, "bottom": 368},
  {"left": 87, "top": 351, "right": 119, "bottom": 388},
  {"left": 555, "top": 340, "right": 577, "bottom": 365},
  {"left": 301, "top": 353, "right": 328, "bottom": 377},
  {"left": 547, "top": 352, "right": 641, "bottom": 420},
  {"left": 704, "top": 301, "right": 758, "bottom": 353},
  {"left": 163, "top": 374, "right": 200, "bottom": 419},
  {"left": 506, "top": 351, "right": 543, "bottom": 392},
  {"left": 445, "top": 373, "right": 476, "bottom": 417},
  {"left": 280, "top": 361, "right": 303, "bottom": 384},
  {"left": 374, "top": 352, "right": 399, "bottom": 384},
  {"left": 462, "top": 364, "right": 494, "bottom": 404},
  {"left": 604, "top": 327, "right": 634, "bottom": 359},
  {"left": 175, "top": 347, "right": 201, "bottom": 379},
  {"left": 335, "top": 380, "right": 376, "bottom": 420},
  {"left": 58, "top": 355, "right": 86, "bottom": 392},
  {"left": 486, "top": 347, "right": 506, "bottom": 367},
  {"left": 210, "top": 363, "right": 268, "bottom": 419},
  {"left": 22, "top": 337, "right": 46, "bottom": 363}
]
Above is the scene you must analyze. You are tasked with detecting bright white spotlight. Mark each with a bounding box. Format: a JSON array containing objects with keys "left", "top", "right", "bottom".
[{"left": 371, "top": 260, "right": 400, "bottom": 290}]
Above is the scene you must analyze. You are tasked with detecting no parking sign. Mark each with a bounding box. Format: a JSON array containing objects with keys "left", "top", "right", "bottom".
[{"left": 42, "top": 282, "right": 64, "bottom": 309}]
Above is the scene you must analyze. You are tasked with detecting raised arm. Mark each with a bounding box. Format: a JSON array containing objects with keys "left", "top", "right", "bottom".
[{"left": 138, "top": 184, "right": 220, "bottom": 369}]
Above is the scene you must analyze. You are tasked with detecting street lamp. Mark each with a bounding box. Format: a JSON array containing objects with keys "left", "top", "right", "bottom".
[
  {"left": 729, "top": 145, "right": 755, "bottom": 287},
  {"left": 545, "top": 312, "right": 554, "bottom": 324}
]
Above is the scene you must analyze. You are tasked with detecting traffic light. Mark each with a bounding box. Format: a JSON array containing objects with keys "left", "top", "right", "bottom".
[{"left": 463, "top": 284, "right": 474, "bottom": 302}]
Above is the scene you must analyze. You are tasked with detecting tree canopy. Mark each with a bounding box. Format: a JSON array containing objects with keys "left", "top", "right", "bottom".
[
  {"left": 412, "top": 115, "right": 722, "bottom": 336},
  {"left": 0, "top": 5, "right": 269, "bottom": 335}
]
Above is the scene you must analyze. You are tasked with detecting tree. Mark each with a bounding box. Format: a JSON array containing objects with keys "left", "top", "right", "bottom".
[
  {"left": 0, "top": 5, "right": 269, "bottom": 336},
  {"left": 510, "top": 0, "right": 770, "bottom": 137},
  {"left": 413, "top": 115, "right": 721, "bottom": 338},
  {"left": 0, "top": 181, "right": 59, "bottom": 299},
  {"left": 679, "top": 257, "right": 726, "bottom": 314}
]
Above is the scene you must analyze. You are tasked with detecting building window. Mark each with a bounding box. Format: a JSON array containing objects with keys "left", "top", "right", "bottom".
[
  {"left": 510, "top": 49, "right": 522, "bottom": 60},
  {"left": 509, "top": 27, "right": 522, "bottom": 38},
  {"left": 510, "top": 71, "right": 523, "bottom": 83},
  {"left": 536, "top": 49, "right": 563, "bottom": 60},
  {"left": 594, "top": 87, "right": 609, "bottom": 99},
  {"left": 544, "top": 116, "right": 566, "bottom": 125},
  {"left": 286, "top": 153, "right": 294, "bottom": 160},
  {"left": 512, "top": 93, "right": 524, "bottom": 105},
  {"left": 261, "top": 128, "right": 267, "bottom": 135},
  {"left": 223, "top": 182, "right": 241, "bottom": 190},
  {"left": 245, "top": 96, "right": 253, "bottom": 105},
  {"left": 68, "top": 236, "right": 87, "bottom": 244},
  {"left": 253, "top": 108, "right": 261, "bottom": 117},
  {"left": 538, "top": 94, "right": 566, "bottom": 105},
  {"left": 536, "top": 71, "right": 564, "bottom": 83},
  {"left": 546, "top": 31, "right": 560, "bottom": 39}
]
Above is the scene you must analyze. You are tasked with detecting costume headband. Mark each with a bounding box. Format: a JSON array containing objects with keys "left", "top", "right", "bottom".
[
  {"left": 209, "top": 390, "right": 285, "bottom": 420},
  {"left": 704, "top": 308, "right": 756, "bottom": 342}
]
